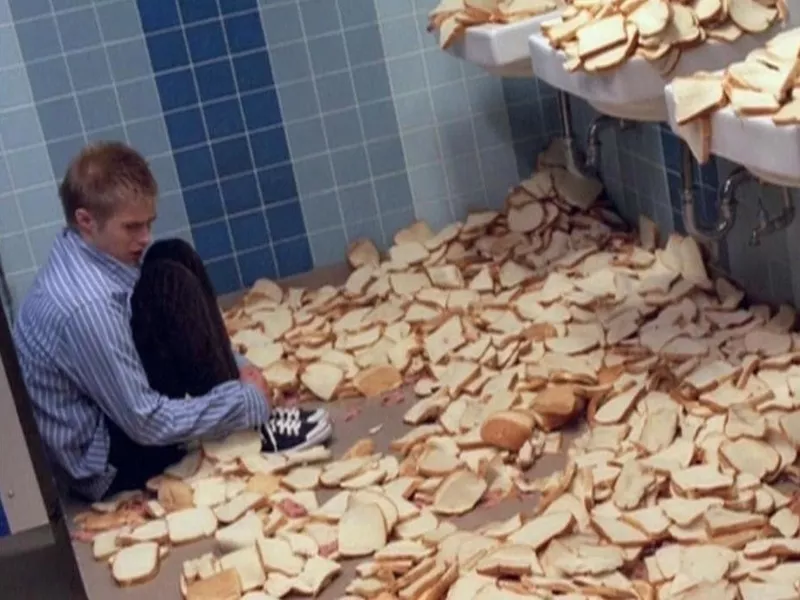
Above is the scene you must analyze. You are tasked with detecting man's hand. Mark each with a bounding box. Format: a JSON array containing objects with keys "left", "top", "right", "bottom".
[{"left": 239, "top": 364, "right": 270, "bottom": 403}]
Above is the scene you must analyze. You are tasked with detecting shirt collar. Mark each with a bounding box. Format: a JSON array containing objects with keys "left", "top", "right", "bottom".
[{"left": 63, "top": 228, "right": 139, "bottom": 290}]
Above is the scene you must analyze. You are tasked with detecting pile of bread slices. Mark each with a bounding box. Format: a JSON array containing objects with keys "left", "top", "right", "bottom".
[
  {"left": 541, "top": 0, "right": 787, "bottom": 75},
  {"left": 71, "top": 140, "right": 800, "bottom": 599},
  {"left": 428, "top": 0, "right": 560, "bottom": 49},
  {"left": 672, "top": 27, "right": 800, "bottom": 163}
]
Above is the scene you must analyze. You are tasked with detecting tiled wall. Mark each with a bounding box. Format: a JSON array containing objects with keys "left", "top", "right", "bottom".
[
  {"left": 0, "top": 0, "right": 549, "bottom": 313},
  {"left": 562, "top": 96, "right": 800, "bottom": 307}
]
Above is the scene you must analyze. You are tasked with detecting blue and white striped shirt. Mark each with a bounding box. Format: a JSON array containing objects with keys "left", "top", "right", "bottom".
[{"left": 13, "top": 228, "right": 268, "bottom": 501}]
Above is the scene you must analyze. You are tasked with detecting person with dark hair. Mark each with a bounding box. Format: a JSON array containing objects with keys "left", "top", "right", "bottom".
[{"left": 13, "top": 142, "right": 332, "bottom": 501}]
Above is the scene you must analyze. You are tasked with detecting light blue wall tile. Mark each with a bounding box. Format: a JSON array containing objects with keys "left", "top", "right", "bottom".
[
  {"left": 126, "top": 118, "right": 171, "bottom": 158},
  {"left": 106, "top": 39, "right": 152, "bottom": 82},
  {"left": 308, "top": 33, "right": 348, "bottom": 76},
  {"left": 344, "top": 25, "right": 384, "bottom": 66},
  {"left": 374, "top": 172, "right": 413, "bottom": 214},
  {"left": 6, "top": 147, "right": 52, "bottom": 189},
  {"left": 331, "top": 145, "right": 370, "bottom": 186},
  {"left": 0, "top": 105, "right": 43, "bottom": 150},
  {"left": 380, "top": 206, "right": 415, "bottom": 239},
  {"left": 338, "top": 0, "right": 377, "bottom": 28},
  {"left": 27, "top": 222, "right": 62, "bottom": 267},
  {"left": 359, "top": 99, "right": 396, "bottom": 141},
  {"left": 376, "top": 0, "right": 413, "bottom": 19},
  {"left": 0, "top": 196, "right": 23, "bottom": 235},
  {"left": 259, "top": 3, "right": 303, "bottom": 46},
  {"left": 338, "top": 181, "right": 376, "bottom": 222},
  {"left": 387, "top": 55, "right": 427, "bottom": 94},
  {"left": 414, "top": 200, "right": 454, "bottom": 232},
  {"left": 96, "top": 0, "right": 142, "bottom": 42},
  {"left": 444, "top": 152, "right": 482, "bottom": 198},
  {"left": 6, "top": 269, "right": 36, "bottom": 310},
  {"left": 402, "top": 128, "right": 440, "bottom": 169},
  {"left": 0, "top": 66, "right": 32, "bottom": 110},
  {"left": 323, "top": 108, "right": 362, "bottom": 149},
  {"left": 37, "top": 97, "right": 82, "bottom": 141},
  {"left": 299, "top": 0, "right": 341, "bottom": 37},
  {"left": 380, "top": 17, "right": 418, "bottom": 58},
  {"left": 367, "top": 136, "right": 404, "bottom": 177},
  {"left": 269, "top": 41, "right": 312, "bottom": 84},
  {"left": 299, "top": 190, "right": 341, "bottom": 232},
  {"left": 15, "top": 16, "right": 61, "bottom": 62},
  {"left": 117, "top": 78, "right": 162, "bottom": 121},
  {"left": 409, "top": 164, "right": 448, "bottom": 203},
  {"left": 315, "top": 72, "right": 355, "bottom": 112},
  {"left": 285, "top": 117, "right": 328, "bottom": 159},
  {"left": 344, "top": 216, "right": 384, "bottom": 248},
  {"left": 67, "top": 48, "right": 113, "bottom": 91},
  {"left": 0, "top": 24, "right": 21, "bottom": 67},
  {"left": 78, "top": 88, "right": 122, "bottom": 132},
  {"left": 149, "top": 154, "right": 182, "bottom": 194},
  {"left": 47, "top": 136, "right": 85, "bottom": 179},
  {"left": 308, "top": 226, "right": 346, "bottom": 266},
  {"left": 438, "top": 119, "right": 475, "bottom": 159},
  {"left": 26, "top": 57, "right": 71, "bottom": 102},
  {"left": 17, "top": 184, "right": 61, "bottom": 228},
  {"left": 0, "top": 158, "right": 10, "bottom": 195},
  {"left": 56, "top": 8, "right": 102, "bottom": 53},
  {"left": 276, "top": 80, "right": 320, "bottom": 122},
  {"left": 153, "top": 191, "right": 190, "bottom": 236},
  {"left": 294, "top": 154, "right": 335, "bottom": 196},
  {"left": 394, "top": 91, "right": 434, "bottom": 131},
  {"left": 424, "top": 49, "right": 462, "bottom": 86},
  {"left": 431, "top": 82, "right": 469, "bottom": 124},
  {"left": 352, "top": 62, "right": 391, "bottom": 103}
]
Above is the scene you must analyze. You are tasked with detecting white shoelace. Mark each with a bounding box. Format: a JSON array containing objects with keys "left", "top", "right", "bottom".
[
  {"left": 271, "top": 407, "right": 302, "bottom": 422},
  {"left": 268, "top": 415, "right": 302, "bottom": 437}
]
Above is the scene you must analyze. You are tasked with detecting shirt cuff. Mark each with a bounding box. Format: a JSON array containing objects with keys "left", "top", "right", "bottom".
[
  {"left": 233, "top": 350, "right": 249, "bottom": 369},
  {"left": 242, "top": 383, "right": 269, "bottom": 425}
]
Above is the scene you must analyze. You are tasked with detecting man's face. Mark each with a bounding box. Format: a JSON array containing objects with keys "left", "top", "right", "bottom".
[{"left": 77, "top": 200, "right": 157, "bottom": 266}]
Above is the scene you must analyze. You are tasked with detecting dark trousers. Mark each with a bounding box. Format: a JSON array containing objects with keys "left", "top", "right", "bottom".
[{"left": 105, "top": 239, "right": 240, "bottom": 496}]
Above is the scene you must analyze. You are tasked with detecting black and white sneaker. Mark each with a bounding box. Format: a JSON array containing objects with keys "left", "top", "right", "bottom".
[{"left": 261, "top": 407, "right": 332, "bottom": 453}]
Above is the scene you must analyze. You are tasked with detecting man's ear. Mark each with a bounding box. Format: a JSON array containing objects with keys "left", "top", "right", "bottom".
[{"left": 73, "top": 208, "right": 95, "bottom": 235}]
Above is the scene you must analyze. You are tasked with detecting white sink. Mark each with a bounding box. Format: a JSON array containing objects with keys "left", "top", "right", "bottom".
[
  {"left": 446, "top": 10, "right": 563, "bottom": 78},
  {"left": 528, "top": 28, "right": 793, "bottom": 121},
  {"left": 665, "top": 84, "right": 800, "bottom": 187}
]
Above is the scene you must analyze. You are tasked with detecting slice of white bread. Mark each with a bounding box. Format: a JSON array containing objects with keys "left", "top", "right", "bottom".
[
  {"left": 167, "top": 507, "right": 218, "bottom": 545},
  {"left": 338, "top": 503, "right": 388, "bottom": 557},
  {"left": 219, "top": 546, "right": 266, "bottom": 592},
  {"left": 185, "top": 568, "right": 241, "bottom": 600},
  {"left": 203, "top": 430, "right": 262, "bottom": 463},
  {"left": 256, "top": 536, "right": 305, "bottom": 577},
  {"left": 213, "top": 491, "right": 267, "bottom": 524},
  {"left": 480, "top": 410, "right": 534, "bottom": 452},
  {"left": 432, "top": 469, "right": 487, "bottom": 516},
  {"left": 214, "top": 511, "right": 263, "bottom": 554},
  {"left": 111, "top": 542, "right": 160, "bottom": 587}
]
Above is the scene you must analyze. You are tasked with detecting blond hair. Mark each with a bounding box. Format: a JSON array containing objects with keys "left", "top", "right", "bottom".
[{"left": 59, "top": 142, "right": 157, "bottom": 226}]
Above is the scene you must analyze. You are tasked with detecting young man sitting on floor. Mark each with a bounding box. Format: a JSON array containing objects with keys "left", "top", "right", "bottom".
[{"left": 13, "top": 142, "right": 332, "bottom": 502}]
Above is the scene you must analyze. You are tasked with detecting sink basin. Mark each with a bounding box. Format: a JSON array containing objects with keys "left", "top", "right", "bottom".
[
  {"left": 446, "top": 10, "right": 563, "bottom": 78},
  {"left": 665, "top": 84, "right": 800, "bottom": 188},
  {"left": 528, "top": 27, "right": 793, "bottom": 121}
]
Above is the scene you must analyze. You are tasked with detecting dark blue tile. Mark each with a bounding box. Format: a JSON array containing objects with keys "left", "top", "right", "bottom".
[
  {"left": 258, "top": 164, "right": 297, "bottom": 206},
  {"left": 230, "top": 211, "right": 269, "bottom": 251},
  {"left": 274, "top": 236, "right": 312, "bottom": 277},
  {"left": 212, "top": 136, "right": 253, "bottom": 178},
  {"left": 146, "top": 30, "right": 189, "bottom": 71},
  {"left": 37, "top": 97, "right": 82, "bottom": 141},
  {"left": 184, "top": 182, "right": 224, "bottom": 224},
  {"left": 156, "top": 69, "right": 198, "bottom": 111},
  {"left": 250, "top": 127, "right": 289, "bottom": 168},
  {"left": 667, "top": 171, "right": 682, "bottom": 212},
  {"left": 205, "top": 256, "right": 242, "bottom": 294},
  {"left": 165, "top": 108, "right": 206, "bottom": 149},
  {"left": 224, "top": 11, "right": 265, "bottom": 54},
  {"left": 241, "top": 88, "right": 282, "bottom": 130},
  {"left": 178, "top": 0, "right": 218, "bottom": 23},
  {"left": 174, "top": 145, "right": 215, "bottom": 187},
  {"left": 233, "top": 51, "right": 273, "bottom": 92},
  {"left": 193, "top": 220, "right": 232, "bottom": 260},
  {"left": 186, "top": 21, "right": 227, "bottom": 63},
  {"left": 660, "top": 129, "right": 681, "bottom": 175},
  {"left": 266, "top": 200, "right": 306, "bottom": 241},
  {"left": 204, "top": 98, "right": 244, "bottom": 139},
  {"left": 137, "top": 0, "right": 180, "bottom": 33},
  {"left": 221, "top": 172, "right": 261, "bottom": 214},
  {"left": 0, "top": 497, "right": 9, "bottom": 537},
  {"left": 195, "top": 60, "right": 236, "bottom": 102},
  {"left": 237, "top": 248, "right": 277, "bottom": 287},
  {"left": 221, "top": 0, "right": 257, "bottom": 14},
  {"left": 9, "top": 0, "right": 51, "bottom": 20}
]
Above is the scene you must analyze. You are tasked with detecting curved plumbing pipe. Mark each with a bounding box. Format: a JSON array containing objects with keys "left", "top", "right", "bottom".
[
  {"left": 680, "top": 141, "right": 739, "bottom": 242},
  {"left": 557, "top": 92, "right": 630, "bottom": 179},
  {"left": 749, "top": 186, "right": 796, "bottom": 246}
]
